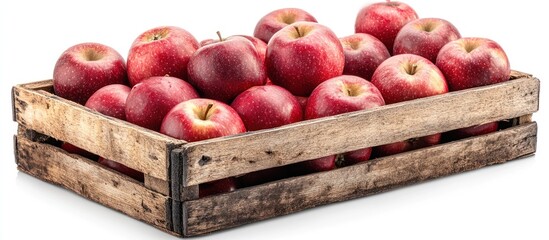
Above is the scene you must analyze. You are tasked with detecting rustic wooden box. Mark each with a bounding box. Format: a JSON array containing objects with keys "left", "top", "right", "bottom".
[{"left": 12, "top": 71, "right": 539, "bottom": 237}]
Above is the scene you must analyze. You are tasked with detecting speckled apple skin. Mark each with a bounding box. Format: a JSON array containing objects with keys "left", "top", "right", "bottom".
[
  {"left": 340, "top": 33, "right": 390, "bottom": 81},
  {"left": 436, "top": 37, "right": 510, "bottom": 91},
  {"left": 188, "top": 36, "right": 266, "bottom": 103},
  {"left": 127, "top": 26, "right": 199, "bottom": 86},
  {"left": 85, "top": 84, "right": 130, "bottom": 120},
  {"left": 253, "top": 8, "right": 317, "bottom": 43},
  {"left": 267, "top": 22, "right": 345, "bottom": 97},
  {"left": 53, "top": 42, "right": 127, "bottom": 105},
  {"left": 125, "top": 76, "right": 198, "bottom": 131},
  {"left": 160, "top": 98, "right": 246, "bottom": 142},
  {"left": 355, "top": 1, "right": 418, "bottom": 54},
  {"left": 231, "top": 85, "right": 302, "bottom": 131},
  {"left": 393, "top": 18, "right": 461, "bottom": 63}
]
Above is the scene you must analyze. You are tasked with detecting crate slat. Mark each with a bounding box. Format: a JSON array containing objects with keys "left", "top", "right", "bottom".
[
  {"left": 15, "top": 134, "right": 174, "bottom": 232},
  {"left": 179, "top": 75, "right": 540, "bottom": 186},
  {"left": 182, "top": 122, "right": 537, "bottom": 236},
  {"left": 12, "top": 84, "right": 186, "bottom": 181}
]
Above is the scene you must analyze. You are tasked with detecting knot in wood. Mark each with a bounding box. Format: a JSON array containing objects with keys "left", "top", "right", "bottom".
[{"left": 198, "top": 155, "right": 211, "bottom": 166}]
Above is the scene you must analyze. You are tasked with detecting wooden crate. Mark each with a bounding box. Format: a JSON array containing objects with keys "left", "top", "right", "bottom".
[{"left": 12, "top": 71, "right": 540, "bottom": 237}]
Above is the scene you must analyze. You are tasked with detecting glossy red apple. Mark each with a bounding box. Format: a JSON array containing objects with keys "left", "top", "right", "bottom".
[
  {"left": 127, "top": 26, "right": 199, "bottom": 86},
  {"left": 305, "top": 75, "right": 385, "bottom": 164},
  {"left": 446, "top": 122, "right": 499, "bottom": 141},
  {"left": 200, "top": 35, "right": 267, "bottom": 64},
  {"left": 53, "top": 42, "right": 127, "bottom": 105},
  {"left": 394, "top": 18, "right": 461, "bottom": 63},
  {"left": 231, "top": 85, "right": 302, "bottom": 131},
  {"left": 371, "top": 54, "right": 448, "bottom": 104},
  {"left": 125, "top": 76, "right": 198, "bottom": 131},
  {"left": 98, "top": 157, "right": 144, "bottom": 182},
  {"left": 85, "top": 84, "right": 130, "bottom": 120},
  {"left": 253, "top": 8, "right": 317, "bottom": 43},
  {"left": 305, "top": 75, "right": 385, "bottom": 119},
  {"left": 160, "top": 98, "right": 246, "bottom": 142},
  {"left": 267, "top": 22, "right": 344, "bottom": 96},
  {"left": 355, "top": 1, "right": 418, "bottom": 54},
  {"left": 436, "top": 37, "right": 511, "bottom": 91},
  {"left": 187, "top": 34, "right": 266, "bottom": 103},
  {"left": 371, "top": 54, "right": 448, "bottom": 156},
  {"left": 340, "top": 33, "right": 390, "bottom": 81}
]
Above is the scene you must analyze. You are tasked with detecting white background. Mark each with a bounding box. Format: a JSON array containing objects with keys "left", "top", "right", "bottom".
[{"left": 1, "top": 1, "right": 547, "bottom": 239}]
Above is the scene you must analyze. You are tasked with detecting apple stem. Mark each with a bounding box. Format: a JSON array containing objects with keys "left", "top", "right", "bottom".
[
  {"left": 216, "top": 31, "right": 223, "bottom": 42},
  {"left": 294, "top": 26, "right": 301, "bottom": 37},
  {"left": 411, "top": 64, "right": 418, "bottom": 75},
  {"left": 202, "top": 103, "right": 214, "bottom": 120}
]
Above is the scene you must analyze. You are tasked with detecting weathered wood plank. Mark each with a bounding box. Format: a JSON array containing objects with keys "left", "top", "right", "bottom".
[
  {"left": 144, "top": 175, "right": 170, "bottom": 196},
  {"left": 13, "top": 84, "right": 186, "bottom": 181},
  {"left": 15, "top": 135, "right": 173, "bottom": 232},
  {"left": 181, "top": 75, "right": 540, "bottom": 186},
  {"left": 183, "top": 122, "right": 537, "bottom": 236}
]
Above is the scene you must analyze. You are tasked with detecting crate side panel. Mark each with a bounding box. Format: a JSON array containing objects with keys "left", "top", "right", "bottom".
[
  {"left": 182, "top": 76, "right": 540, "bottom": 186},
  {"left": 183, "top": 122, "right": 537, "bottom": 236},
  {"left": 15, "top": 135, "right": 172, "bottom": 231},
  {"left": 13, "top": 85, "right": 185, "bottom": 180}
]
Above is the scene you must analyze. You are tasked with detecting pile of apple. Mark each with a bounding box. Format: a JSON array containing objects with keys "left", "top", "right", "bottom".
[{"left": 52, "top": 1, "right": 510, "bottom": 196}]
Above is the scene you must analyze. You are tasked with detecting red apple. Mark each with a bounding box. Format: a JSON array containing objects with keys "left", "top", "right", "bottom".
[
  {"left": 125, "top": 76, "right": 198, "bottom": 131},
  {"left": 289, "top": 155, "right": 336, "bottom": 176},
  {"left": 231, "top": 85, "right": 302, "bottom": 131},
  {"left": 340, "top": 33, "right": 390, "bottom": 81},
  {"left": 160, "top": 98, "right": 246, "bottom": 142},
  {"left": 85, "top": 84, "right": 130, "bottom": 120},
  {"left": 355, "top": 1, "right": 418, "bottom": 54},
  {"left": 371, "top": 54, "right": 448, "bottom": 104},
  {"left": 305, "top": 75, "right": 385, "bottom": 119},
  {"left": 53, "top": 42, "right": 127, "bottom": 105},
  {"left": 436, "top": 37, "right": 511, "bottom": 91},
  {"left": 199, "top": 177, "right": 237, "bottom": 197},
  {"left": 394, "top": 18, "right": 461, "bottom": 63},
  {"left": 253, "top": 8, "right": 317, "bottom": 43},
  {"left": 98, "top": 157, "right": 144, "bottom": 182},
  {"left": 187, "top": 34, "right": 266, "bottom": 103},
  {"left": 446, "top": 122, "right": 499, "bottom": 141},
  {"left": 127, "top": 26, "right": 199, "bottom": 86},
  {"left": 343, "top": 148, "right": 372, "bottom": 165},
  {"left": 61, "top": 142, "right": 98, "bottom": 160},
  {"left": 200, "top": 35, "right": 267, "bottom": 64},
  {"left": 305, "top": 75, "right": 385, "bottom": 164},
  {"left": 267, "top": 22, "right": 344, "bottom": 96},
  {"left": 371, "top": 54, "right": 448, "bottom": 156}
]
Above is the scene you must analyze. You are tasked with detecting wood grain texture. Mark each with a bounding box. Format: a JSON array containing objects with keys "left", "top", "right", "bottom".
[
  {"left": 15, "top": 135, "right": 173, "bottom": 231},
  {"left": 12, "top": 84, "right": 186, "bottom": 180},
  {"left": 144, "top": 175, "right": 170, "bottom": 196},
  {"left": 182, "top": 122, "right": 537, "bottom": 236},
  {"left": 181, "top": 75, "right": 540, "bottom": 186}
]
